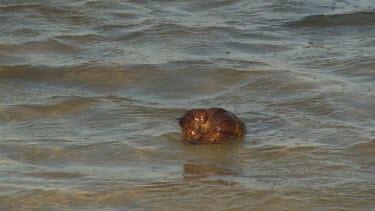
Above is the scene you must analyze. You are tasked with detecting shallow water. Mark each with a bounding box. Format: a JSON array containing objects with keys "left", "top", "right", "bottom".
[{"left": 0, "top": 0, "right": 374, "bottom": 210}]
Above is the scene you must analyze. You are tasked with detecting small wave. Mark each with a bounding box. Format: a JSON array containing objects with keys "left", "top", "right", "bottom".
[
  {"left": 0, "top": 142, "right": 77, "bottom": 165},
  {"left": 286, "top": 11, "right": 375, "bottom": 27},
  {"left": 1, "top": 62, "right": 257, "bottom": 101},
  {"left": 20, "top": 38, "right": 81, "bottom": 54},
  {"left": 0, "top": 39, "right": 82, "bottom": 64},
  {"left": 125, "top": 0, "right": 237, "bottom": 13},
  {"left": 332, "top": 55, "right": 375, "bottom": 78},
  {"left": 0, "top": 3, "right": 92, "bottom": 26},
  {"left": 173, "top": 0, "right": 238, "bottom": 12},
  {"left": 183, "top": 163, "right": 236, "bottom": 180},
  {"left": 0, "top": 188, "right": 146, "bottom": 210},
  {"left": 338, "top": 140, "right": 375, "bottom": 167},
  {"left": 0, "top": 4, "right": 60, "bottom": 12},
  {"left": 84, "top": 0, "right": 128, "bottom": 10},
  {"left": 345, "top": 140, "right": 375, "bottom": 153},
  {"left": 0, "top": 65, "right": 63, "bottom": 80},
  {"left": 53, "top": 34, "right": 105, "bottom": 45},
  {"left": 116, "top": 22, "right": 232, "bottom": 41},
  {"left": 226, "top": 41, "right": 293, "bottom": 54},
  {"left": 0, "top": 97, "right": 99, "bottom": 122},
  {"left": 0, "top": 61, "right": 254, "bottom": 98},
  {"left": 113, "top": 31, "right": 146, "bottom": 41},
  {"left": 25, "top": 170, "right": 84, "bottom": 179}
]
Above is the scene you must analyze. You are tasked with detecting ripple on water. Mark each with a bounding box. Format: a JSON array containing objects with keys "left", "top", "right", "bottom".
[
  {"left": 341, "top": 140, "right": 375, "bottom": 167},
  {"left": 0, "top": 97, "right": 99, "bottom": 122},
  {"left": 0, "top": 188, "right": 147, "bottom": 210},
  {"left": 0, "top": 142, "right": 77, "bottom": 165},
  {"left": 0, "top": 63, "right": 259, "bottom": 101},
  {"left": 226, "top": 41, "right": 293, "bottom": 55},
  {"left": 2, "top": 39, "right": 82, "bottom": 54},
  {"left": 286, "top": 10, "right": 375, "bottom": 27},
  {"left": 73, "top": 64, "right": 252, "bottom": 99},
  {"left": 53, "top": 34, "right": 106, "bottom": 46}
]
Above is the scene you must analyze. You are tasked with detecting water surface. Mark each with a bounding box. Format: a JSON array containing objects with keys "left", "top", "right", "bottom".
[{"left": 0, "top": 0, "right": 374, "bottom": 210}]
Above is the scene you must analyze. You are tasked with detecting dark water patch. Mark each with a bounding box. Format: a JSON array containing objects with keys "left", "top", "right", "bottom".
[
  {"left": 226, "top": 41, "right": 293, "bottom": 54},
  {"left": 25, "top": 170, "right": 84, "bottom": 179},
  {"left": 0, "top": 4, "right": 59, "bottom": 13},
  {"left": 182, "top": 163, "right": 238, "bottom": 182},
  {"left": 0, "top": 53, "right": 19, "bottom": 64},
  {"left": 128, "top": 0, "right": 237, "bottom": 13},
  {"left": 13, "top": 39, "right": 81, "bottom": 54},
  {"left": 331, "top": 55, "right": 375, "bottom": 79},
  {"left": 0, "top": 188, "right": 149, "bottom": 210},
  {"left": 359, "top": 37, "right": 375, "bottom": 48},
  {"left": 0, "top": 139, "right": 172, "bottom": 167},
  {"left": 2, "top": 28, "right": 42, "bottom": 38},
  {"left": 74, "top": 100, "right": 183, "bottom": 140},
  {"left": 95, "top": 23, "right": 146, "bottom": 32},
  {"left": 121, "top": 67, "right": 254, "bottom": 100},
  {"left": 0, "top": 95, "right": 183, "bottom": 147},
  {"left": 0, "top": 97, "right": 99, "bottom": 122},
  {"left": 307, "top": 54, "right": 374, "bottom": 74},
  {"left": 110, "top": 11, "right": 140, "bottom": 19},
  {"left": 0, "top": 143, "right": 78, "bottom": 165},
  {"left": 53, "top": 34, "right": 105, "bottom": 45},
  {"left": 267, "top": 94, "right": 336, "bottom": 116},
  {"left": 229, "top": 29, "right": 287, "bottom": 41},
  {"left": 0, "top": 3, "right": 93, "bottom": 27},
  {"left": 64, "top": 141, "right": 167, "bottom": 166},
  {"left": 27, "top": 62, "right": 256, "bottom": 101},
  {"left": 0, "top": 79, "right": 95, "bottom": 105},
  {"left": 113, "top": 31, "right": 146, "bottom": 41},
  {"left": 123, "top": 180, "right": 334, "bottom": 210},
  {"left": 175, "top": 0, "right": 238, "bottom": 13},
  {"left": 234, "top": 145, "right": 368, "bottom": 188},
  {"left": 286, "top": 45, "right": 375, "bottom": 100},
  {"left": 0, "top": 65, "right": 63, "bottom": 80},
  {"left": 294, "top": 51, "right": 375, "bottom": 84},
  {"left": 242, "top": 113, "right": 293, "bottom": 138},
  {"left": 0, "top": 39, "right": 82, "bottom": 64},
  {"left": 238, "top": 145, "right": 318, "bottom": 163},
  {"left": 328, "top": 91, "right": 375, "bottom": 126},
  {"left": 340, "top": 140, "right": 375, "bottom": 167},
  {"left": 0, "top": 138, "right": 75, "bottom": 148},
  {"left": 84, "top": 0, "right": 130, "bottom": 10},
  {"left": 287, "top": 11, "right": 375, "bottom": 27},
  {"left": 36, "top": 143, "right": 184, "bottom": 177},
  {"left": 239, "top": 71, "right": 321, "bottom": 96},
  {"left": 118, "top": 23, "right": 230, "bottom": 42},
  {"left": 211, "top": 58, "right": 271, "bottom": 71}
]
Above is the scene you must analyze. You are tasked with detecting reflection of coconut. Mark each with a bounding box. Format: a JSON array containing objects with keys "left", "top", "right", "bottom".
[{"left": 179, "top": 108, "right": 246, "bottom": 144}]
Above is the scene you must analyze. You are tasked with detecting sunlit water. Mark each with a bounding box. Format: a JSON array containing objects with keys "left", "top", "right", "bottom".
[{"left": 0, "top": 0, "right": 374, "bottom": 210}]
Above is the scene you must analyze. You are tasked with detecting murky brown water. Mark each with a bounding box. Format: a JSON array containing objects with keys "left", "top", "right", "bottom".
[{"left": 1, "top": 0, "right": 375, "bottom": 210}]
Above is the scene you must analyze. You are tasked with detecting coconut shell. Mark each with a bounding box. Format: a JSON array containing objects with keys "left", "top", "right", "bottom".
[{"left": 179, "top": 108, "right": 246, "bottom": 144}]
